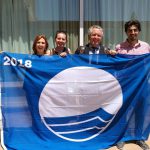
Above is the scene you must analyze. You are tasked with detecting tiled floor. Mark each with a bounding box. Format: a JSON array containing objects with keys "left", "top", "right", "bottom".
[
  {"left": 106, "top": 140, "right": 150, "bottom": 150},
  {"left": 0, "top": 137, "right": 150, "bottom": 150}
]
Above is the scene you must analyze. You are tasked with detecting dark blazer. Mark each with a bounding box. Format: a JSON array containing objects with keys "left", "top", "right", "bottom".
[{"left": 75, "top": 43, "right": 108, "bottom": 54}]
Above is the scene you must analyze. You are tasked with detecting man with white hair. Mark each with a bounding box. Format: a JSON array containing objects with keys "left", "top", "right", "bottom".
[{"left": 75, "top": 25, "right": 109, "bottom": 54}]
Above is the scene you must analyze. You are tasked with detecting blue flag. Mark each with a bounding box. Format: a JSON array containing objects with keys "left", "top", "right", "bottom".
[{"left": 1, "top": 52, "right": 150, "bottom": 150}]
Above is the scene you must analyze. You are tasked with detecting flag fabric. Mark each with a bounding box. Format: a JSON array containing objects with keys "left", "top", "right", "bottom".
[{"left": 0, "top": 52, "right": 150, "bottom": 150}]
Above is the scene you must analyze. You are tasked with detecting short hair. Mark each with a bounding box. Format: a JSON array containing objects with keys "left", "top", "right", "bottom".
[
  {"left": 32, "top": 35, "right": 49, "bottom": 54},
  {"left": 88, "top": 25, "right": 103, "bottom": 37},
  {"left": 125, "top": 20, "right": 141, "bottom": 32},
  {"left": 55, "top": 30, "right": 67, "bottom": 40}
]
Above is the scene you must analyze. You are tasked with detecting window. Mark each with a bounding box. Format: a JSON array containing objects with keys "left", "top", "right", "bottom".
[{"left": 1, "top": 0, "right": 150, "bottom": 53}]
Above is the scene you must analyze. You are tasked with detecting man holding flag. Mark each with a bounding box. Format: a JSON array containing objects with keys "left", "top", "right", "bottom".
[{"left": 109, "top": 19, "right": 150, "bottom": 150}]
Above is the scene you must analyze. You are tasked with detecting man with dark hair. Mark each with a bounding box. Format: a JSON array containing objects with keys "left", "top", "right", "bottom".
[
  {"left": 108, "top": 19, "right": 150, "bottom": 56},
  {"left": 115, "top": 19, "right": 150, "bottom": 55},
  {"left": 124, "top": 19, "right": 141, "bottom": 33},
  {"left": 114, "top": 20, "right": 150, "bottom": 150}
]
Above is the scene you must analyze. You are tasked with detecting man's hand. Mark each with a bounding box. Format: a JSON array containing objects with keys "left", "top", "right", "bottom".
[{"left": 105, "top": 49, "right": 117, "bottom": 55}]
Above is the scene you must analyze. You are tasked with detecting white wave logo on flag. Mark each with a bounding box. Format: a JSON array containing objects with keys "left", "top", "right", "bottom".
[{"left": 39, "top": 67, "right": 123, "bottom": 142}]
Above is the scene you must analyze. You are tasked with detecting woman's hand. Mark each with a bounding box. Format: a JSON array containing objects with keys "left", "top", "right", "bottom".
[{"left": 60, "top": 52, "right": 67, "bottom": 57}]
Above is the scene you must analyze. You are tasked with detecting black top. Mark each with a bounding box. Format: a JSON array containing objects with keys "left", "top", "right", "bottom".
[
  {"left": 75, "top": 43, "right": 109, "bottom": 54},
  {"left": 51, "top": 47, "right": 69, "bottom": 55}
]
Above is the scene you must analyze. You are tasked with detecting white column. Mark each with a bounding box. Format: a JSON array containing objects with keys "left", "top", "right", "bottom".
[{"left": 79, "top": 0, "right": 84, "bottom": 46}]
